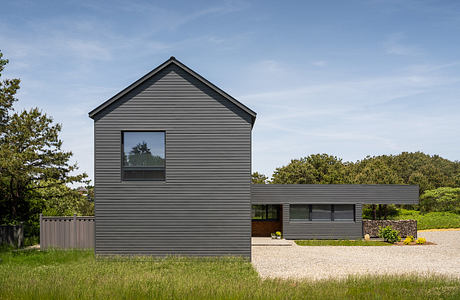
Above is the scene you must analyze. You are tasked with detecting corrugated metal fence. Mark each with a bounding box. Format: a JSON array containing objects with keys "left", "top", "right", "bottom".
[
  {"left": 0, "top": 223, "right": 24, "bottom": 247},
  {"left": 40, "top": 214, "right": 95, "bottom": 250}
]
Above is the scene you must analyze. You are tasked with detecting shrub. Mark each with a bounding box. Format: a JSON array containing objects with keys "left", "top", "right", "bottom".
[
  {"left": 378, "top": 226, "right": 401, "bottom": 243},
  {"left": 416, "top": 237, "right": 426, "bottom": 244},
  {"left": 420, "top": 187, "right": 460, "bottom": 214},
  {"left": 275, "top": 231, "right": 282, "bottom": 237},
  {"left": 407, "top": 235, "right": 415, "bottom": 242},
  {"left": 403, "top": 237, "right": 412, "bottom": 245}
]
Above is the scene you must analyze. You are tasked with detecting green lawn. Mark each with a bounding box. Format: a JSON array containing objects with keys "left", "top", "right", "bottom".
[
  {"left": 392, "top": 209, "right": 460, "bottom": 230},
  {"left": 295, "top": 240, "right": 392, "bottom": 246},
  {"left": 1, "top": 250, "right": 460, "bottom": 299}
]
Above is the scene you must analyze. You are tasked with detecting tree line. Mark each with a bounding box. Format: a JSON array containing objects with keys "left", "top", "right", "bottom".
[
  {"left": 253, "top": 153, "right": 459, "bottom": 192},
  {"left": 0, "top": 52, "right": 91, "bottom": 243},
  {"left": 252, "top": 153, "right": 460, "bottom": 219}
]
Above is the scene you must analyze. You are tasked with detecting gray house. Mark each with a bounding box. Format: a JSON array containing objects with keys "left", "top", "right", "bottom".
[{"left": 89, "top": 57, "right": 418, "bottom": 257}]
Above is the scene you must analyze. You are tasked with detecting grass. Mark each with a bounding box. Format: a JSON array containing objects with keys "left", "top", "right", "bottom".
[
  {"left": 1, "top": 250, "right": 460, "bottom": 299},
  {"left": 295, "top": 240, "right": 392, "bottom": 246},
  {"left": 392, "top": 209, "right": 460, "bottom": 230}
]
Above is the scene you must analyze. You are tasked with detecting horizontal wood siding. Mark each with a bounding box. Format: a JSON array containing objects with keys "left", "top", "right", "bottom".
[
  {"left": 251, "top": 184, "right": 419, "bottom": 205},
  {"left": 94, "top": 65, "right": 252, "bottom": 256},
  {"left": 282, "top": 204, "right": 363, "bottom": 239}
]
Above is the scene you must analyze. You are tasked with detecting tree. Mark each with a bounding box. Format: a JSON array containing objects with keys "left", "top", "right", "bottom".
[
  {"left": 252, "top": 172, "right": 268, "bottom": 184},
  {"left": 0, "top": 52, "right": 87, "bottom": 238},
  {"left": 420, "top": 187, "right": 460, "bottom": 214},
  {"left": 37, "top": 180, "right": 94, "bottom": 216},
  {"left": 271, "top": 154, "right": 347, "bottom": 184},
  {"left": 0, "top": 52, "right": 20, "bottom": 129}
]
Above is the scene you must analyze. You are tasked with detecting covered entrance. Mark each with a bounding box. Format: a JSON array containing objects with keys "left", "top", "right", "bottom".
[{"left": 251, "top": 204, "right": 282, "bottom": 237}]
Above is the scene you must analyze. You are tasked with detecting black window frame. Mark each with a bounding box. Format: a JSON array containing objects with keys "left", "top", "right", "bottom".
[
  {"left": 121, "top": 130, "right": 166, "bottom": 181},
  {"left": 289, "top": 204, "right": 355, "bottom": 222},
  {"left": 251, "top": 205, "right": 281, "bottom": 221}
]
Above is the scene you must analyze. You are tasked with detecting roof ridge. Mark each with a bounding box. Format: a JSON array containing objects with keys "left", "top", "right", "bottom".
[{"left": 88, "top": 57, "right": 256, "bottom": 126}]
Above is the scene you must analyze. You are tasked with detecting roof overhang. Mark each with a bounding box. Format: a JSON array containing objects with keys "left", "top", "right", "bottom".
[{"left": 251, "top": 184, "right": 419, "bottom": 205}]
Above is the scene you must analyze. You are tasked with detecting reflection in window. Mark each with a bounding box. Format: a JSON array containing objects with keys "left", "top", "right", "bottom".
[
  {"left": 289, "top": 205, "right": 310, "bottom": 221},
  {"left": 122, "top": 132, "right": 165, "bottom": 180},
  {"left": 334, "top": 204, "right": 354, "bottom": 221},
  {"left": 289, "top": 204, "right": 355, "bottom": 222},
  {"left": 251, "top": 205, "right": 280, "bottom": 220}
]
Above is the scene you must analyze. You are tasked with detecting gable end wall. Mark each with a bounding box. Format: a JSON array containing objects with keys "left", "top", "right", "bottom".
[{"left": 94, "top": 65, "right": 252, "bottom": 256}]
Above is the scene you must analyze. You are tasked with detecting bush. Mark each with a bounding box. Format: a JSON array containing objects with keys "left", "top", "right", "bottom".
[
  {"left": 420, "top": 187, "right": 460, "bottom": 214},
  {"left": 378, "top": 226, "right": 401, "bottom": 243},
  {"left": 403, "top": 237, "right": 412, "bottom": 245},
  {"left": 416, "top": 237, "right": 426, "bottom": 244}
]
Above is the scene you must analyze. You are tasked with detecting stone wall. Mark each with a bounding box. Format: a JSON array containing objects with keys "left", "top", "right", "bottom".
[{"left": 363, "top": 220, "right": 417, "bottom": 238}]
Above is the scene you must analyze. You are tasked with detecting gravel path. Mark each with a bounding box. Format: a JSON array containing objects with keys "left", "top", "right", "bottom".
[{"left": 251, "top": 231, "right": 460, "bottom": 280}]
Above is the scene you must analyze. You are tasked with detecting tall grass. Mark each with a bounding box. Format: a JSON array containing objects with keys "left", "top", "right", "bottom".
[{"left": 0, "top": 249, "right": 459, "bottom": 299}]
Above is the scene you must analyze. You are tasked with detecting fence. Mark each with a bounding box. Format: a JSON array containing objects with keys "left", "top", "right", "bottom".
[
  {"left": 40, "top": 214, "right": 95, "bottom": 250},
  {"left": 0, "top": 223, "right": 24, "bottom": 247}
]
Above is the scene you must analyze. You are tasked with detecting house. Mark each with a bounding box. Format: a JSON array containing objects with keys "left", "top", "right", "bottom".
[{"left": 89, "top": 57, "right": 418, "bottom": 257}]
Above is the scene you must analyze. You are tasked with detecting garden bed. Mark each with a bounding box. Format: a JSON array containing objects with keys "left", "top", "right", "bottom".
[
  {"left": 394, "top": 241, "right": 436, "bottom": 246},
  {"left": 295, "top": 240, "right": 392, "bottom": 246}
]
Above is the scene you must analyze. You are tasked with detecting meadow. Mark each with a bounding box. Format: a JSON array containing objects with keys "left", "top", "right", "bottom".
[{"left": 1, "top": 249, "right": 460, "bottom": 299}]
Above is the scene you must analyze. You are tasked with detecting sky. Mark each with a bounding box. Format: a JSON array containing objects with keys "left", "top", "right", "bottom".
[{"left": 1, "top": 0, "right": 459, "bottom": 182}]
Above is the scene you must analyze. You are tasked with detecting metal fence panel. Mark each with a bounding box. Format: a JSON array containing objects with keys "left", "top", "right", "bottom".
[{"left": 40, "top": 214, "right": 94, "bottom": 250}]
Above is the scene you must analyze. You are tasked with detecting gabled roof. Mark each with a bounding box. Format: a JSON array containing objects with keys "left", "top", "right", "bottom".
[{"left": 88, "top": 56, "right": 257, "bottom": 125}]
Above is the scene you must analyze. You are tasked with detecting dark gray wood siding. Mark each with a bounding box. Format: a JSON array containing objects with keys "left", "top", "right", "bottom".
[
  {"left": 93, "top": 64, "right": 252, "bottom": 256},
  {"left": 282, "top": 204, "right": 362, "bottom": 239},
  {"left": 251, "top": 184, "right": 419, "bottom": 205},
  {"left": 252, "top": 184, "right": 417, "bottom": 239}
]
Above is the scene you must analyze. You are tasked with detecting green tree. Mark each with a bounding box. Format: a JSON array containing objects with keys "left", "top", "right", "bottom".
[
  {"left": 271, "top": 154, "right": 347, "bottom": 184},
  {"left": 0, "top": 52, "right": 20, "bottom": 129},
  {"left": 0, "top": 52, "right": 87, "bottom": 238},
  {"left": 420, "top": 187, "right": 460, "bottom": 214},
  {"left": 252, "top": 172, "right": 268, "bottom": 184},
  {"left": 37, "top": 180, "right": 94, "bottom": 216}
]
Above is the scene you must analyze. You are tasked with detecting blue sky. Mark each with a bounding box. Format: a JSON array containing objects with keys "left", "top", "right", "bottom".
[{"left": 1, "top": 0, "right": 459, "bottom": 181}]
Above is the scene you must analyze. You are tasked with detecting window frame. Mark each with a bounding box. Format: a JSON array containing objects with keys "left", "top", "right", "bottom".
[
  {"left": 120, "top": 130, "right": 166, "bottom": 182},
  {"left": 251, "top": 205, "right": 281, "bottom": 221},
  {"left": 289, "top": 204, "right": 355, "bottom": 222}
]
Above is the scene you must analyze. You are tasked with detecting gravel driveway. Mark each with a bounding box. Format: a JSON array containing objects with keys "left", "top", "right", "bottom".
[{"left": 251, "top": 230, "right": 460, "bottom": 280}]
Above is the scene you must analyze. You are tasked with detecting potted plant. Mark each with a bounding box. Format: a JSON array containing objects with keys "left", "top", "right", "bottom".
[
  {"left": 276, "top": 231, "right": 282, "bottom": 239},
  {"left": 271, "top": 233, "right": 276, "bottom": 239}
]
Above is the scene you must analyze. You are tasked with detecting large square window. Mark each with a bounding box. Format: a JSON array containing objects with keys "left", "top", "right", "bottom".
[{"left": 122, "top": 131, "right": 165, "bottom": 181}]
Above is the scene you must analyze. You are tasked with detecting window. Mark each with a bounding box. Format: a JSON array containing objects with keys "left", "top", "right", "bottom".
[
  {"left": 289, "top": 204, "right": 355, "bottom": 222},
  {"left": 311, "top": 205, "right": 331, "bottom": 221},
  {"left": 289, "top": 204, "right": 310, "bottom": 221},
  {"left": 122, "top": 131, "right": 165, "bottom": 181},
  {"left": 333, "top": 204, "right": 354, "bottom": 221},
  {"left": 251, "top": 205, "right": 280, "bottom": 221}
]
